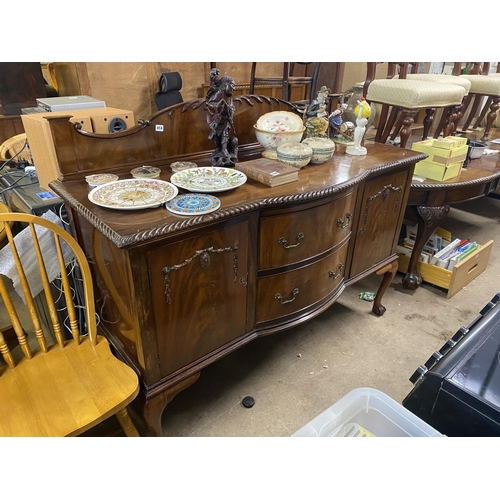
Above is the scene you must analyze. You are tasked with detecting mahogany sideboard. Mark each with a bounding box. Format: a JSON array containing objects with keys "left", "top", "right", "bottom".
[{"left": 46, "top": 96, "right": 426, "bottom": 436}]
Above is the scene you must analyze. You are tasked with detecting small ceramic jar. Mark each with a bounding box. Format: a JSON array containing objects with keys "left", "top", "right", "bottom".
[
  {"left": 276, "top": 142, "right": 313, "bottom": 168},
  {"left": 170, "top": 161, "right": 198, "bottom": 173},
  {"left": 131, "top": 166, "right": 161, "bottom": 179},
  {"left": 301, "top": 137, "right": 336, "bottom": 164},
  {"left": 85, "top": 173, "right": 118, "bottom": 187}
]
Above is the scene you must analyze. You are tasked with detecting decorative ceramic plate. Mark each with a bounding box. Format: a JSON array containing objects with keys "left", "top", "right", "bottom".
[
  {"left": 88, "top": 179, "right": 178, "bottom": 210},
  {"left": 85, "top": 173, "right": 119, "bottom": 187},
  {"left": 166, "top": 193, "right": 221, "bottom": 216},
  {"left": 170, "top": 167, "right": 247, "bottom": 193}
]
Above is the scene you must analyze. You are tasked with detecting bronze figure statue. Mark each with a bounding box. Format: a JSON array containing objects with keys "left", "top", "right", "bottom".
[{"left": 205, "top": 68, "right": 239, "bottom": 167}]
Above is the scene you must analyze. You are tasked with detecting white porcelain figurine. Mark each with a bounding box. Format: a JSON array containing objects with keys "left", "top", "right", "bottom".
[{"left": 346, "top": 97, "right": 371, "bottom": 156}]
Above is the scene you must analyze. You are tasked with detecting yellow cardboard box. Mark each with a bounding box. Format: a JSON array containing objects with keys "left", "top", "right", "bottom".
[
  {"left": 411, "top": 139, "right": 468, "bottom": 166},
  {"left": 430, "top": 137, "right": 467, "bottom": 150},
  {"left": 414, "top": 159, "right": 462, "bottom": 181}
]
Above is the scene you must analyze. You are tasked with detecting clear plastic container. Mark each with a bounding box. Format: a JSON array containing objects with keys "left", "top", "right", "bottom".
[{"left": 292, "top": 387, "right": 444, "bottom": 437}]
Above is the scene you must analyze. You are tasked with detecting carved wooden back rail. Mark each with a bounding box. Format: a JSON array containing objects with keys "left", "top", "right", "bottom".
[{"left": 45, "top": 95, "right": 301, "bottom": 182}]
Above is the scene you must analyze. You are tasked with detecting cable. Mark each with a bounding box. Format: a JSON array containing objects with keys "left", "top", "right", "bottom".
[{"left": 0, "top": 171, "right": 37, "bottom": 196}]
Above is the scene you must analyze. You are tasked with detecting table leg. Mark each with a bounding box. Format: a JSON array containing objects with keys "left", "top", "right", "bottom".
[
  {"left": 139, "top": 371, "right": 201, "bottom": 437},
  {"left": 372, "top": 260, "right": 398, "bottom": 316},
  {"left": 402, "top": 205, "right": 450, "bottom": 290}
]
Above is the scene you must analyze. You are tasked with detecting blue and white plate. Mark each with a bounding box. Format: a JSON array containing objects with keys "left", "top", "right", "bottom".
[{"left": 165, "top": 193, "right": 221, "bottom": 216}]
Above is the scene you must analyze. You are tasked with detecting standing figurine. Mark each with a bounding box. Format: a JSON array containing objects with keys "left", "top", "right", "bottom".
[
  {"left": 328, "top": 103, "right": 354, "bottom": 142},
  {"left": 304, "top": 86, "right": 330, "bottom": 138},
  {"left": 205, "top": 68, "right": 239, "bottom": 166},
  {"left": 346, "top": 97, "right": 371, "bottom": 156}
]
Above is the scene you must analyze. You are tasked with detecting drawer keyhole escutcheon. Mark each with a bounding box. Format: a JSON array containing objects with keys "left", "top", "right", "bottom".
[
  {"left": 278, "top": 232, "right": 304, "bottom": 249},
  {"left": 329, "top": 263, "right": 344, "bottom": 280},
  {"left": 275, "top": 287, "right": 299, "bottom": 304},
  {"left": 337, "top": 213, "right": 352, "bottom": 229}
]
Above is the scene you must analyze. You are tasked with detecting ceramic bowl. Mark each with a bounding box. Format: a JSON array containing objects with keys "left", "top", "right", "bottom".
[
  {"left": 131, "top": 166, "right": 161, "bottom": 179},
  {"left": 85, "top": 173, "right": 118, "bottom": 187},
  {"left": 276, "top": 142, "right": 312, "bottom": 168},
  {"left": 469, "top": 140, "right": 487, "bottom": 159},
  {"left": 301, "top": 137, "right": 336, "bottom": 164},
  {"left": 254, "top": 124, "right": 305, "bottom": 159},
  {"left": 170, "top": 161, "right": 198, "bottom": 173},
  {"left": 256, "top": 111, "right": 304, "bottom": 132}
]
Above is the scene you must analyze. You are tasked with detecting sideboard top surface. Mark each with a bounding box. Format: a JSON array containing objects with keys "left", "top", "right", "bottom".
[{"left": 50, "top": 143, "right": 425, "bottom": 249}]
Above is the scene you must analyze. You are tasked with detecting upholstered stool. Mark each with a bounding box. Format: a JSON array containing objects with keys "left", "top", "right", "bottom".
[
  {"left": 458, "top": 74, "right": 500, "bottom": 141},
  {"left": 366, "top": 79, "right": 465, "bottom": 148},
  {"left": 403, "top": 74, "right": 471, "bottom": 137}
]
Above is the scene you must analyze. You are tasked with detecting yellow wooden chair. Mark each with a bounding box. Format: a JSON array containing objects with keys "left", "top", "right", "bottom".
[{"left": 0, "top": 212, "right": 140, "bottom": 437}]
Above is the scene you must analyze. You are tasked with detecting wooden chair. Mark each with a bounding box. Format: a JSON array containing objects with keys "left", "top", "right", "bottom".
[
  {"left": 0, "top": 212, "right": 140, "bottom": 437},
  {"left": 363, "top": 62, "right": 466, "bottom": 148},
  {"left": 0, "top": 133, "right": 30, "bottom": 164},
  {"left": 249, "top": 62, "right": 321, "bottom": 104},
  {"left": 457, "top": 62, "right": 500, "bottom": 141}
]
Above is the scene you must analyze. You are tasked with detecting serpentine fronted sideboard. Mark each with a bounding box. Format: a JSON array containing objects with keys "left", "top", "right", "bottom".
[{"left": 46, "top": 96, "right": 426, "bottom": 436}]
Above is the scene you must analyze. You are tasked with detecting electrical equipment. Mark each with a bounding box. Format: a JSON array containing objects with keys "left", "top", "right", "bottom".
[
  {"left": 36, "top": 95, "right": 106, "bottom": 112},
  {"left": 21, "top": 107, "right": 135, "bottom": 191}
]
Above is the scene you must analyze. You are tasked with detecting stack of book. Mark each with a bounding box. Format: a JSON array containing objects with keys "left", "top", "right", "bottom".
[
  {"left": 397, "top": 225, "right": 451, "bottom": 264},
  {"left": 430, "top": 239, "right": 480, "bottom": 270},
  {"left": 397, "top": 223, "right": 480, "bottom": 271}
]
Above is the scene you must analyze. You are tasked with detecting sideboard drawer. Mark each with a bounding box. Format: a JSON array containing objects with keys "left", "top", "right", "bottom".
[
  {"left": 257, "top": 241, "right": 348, "bottom": 323},
  {"left": 259, "top": 191, "right": 355, "bottom": 270}
]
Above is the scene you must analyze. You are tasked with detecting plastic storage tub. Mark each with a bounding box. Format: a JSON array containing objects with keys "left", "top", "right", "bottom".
[{"left": 292, "top": 387, "right": 443, "bottom": 437}]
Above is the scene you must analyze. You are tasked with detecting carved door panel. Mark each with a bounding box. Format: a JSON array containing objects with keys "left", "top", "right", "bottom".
[
  {"left": 148, "top": 221, "right": 250, "bottom": 377},
  {"left": 349, "top": 169, "right": 410, "bottom": 278}
]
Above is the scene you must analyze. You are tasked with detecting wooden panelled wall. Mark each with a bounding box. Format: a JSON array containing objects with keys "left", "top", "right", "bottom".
[{"left": 51, "top": 62, "right": 357, "bottom": 121}]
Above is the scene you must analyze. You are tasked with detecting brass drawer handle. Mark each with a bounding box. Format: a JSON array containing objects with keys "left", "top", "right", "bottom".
[
  {"left": 329, "top": 263, "right": 344, "bottom": 280},
  {"left": 275, "top": 288, "right": 299, "bottom": 304},
  {"left": 337, "top": 213, "right": 352, "bottom": 229},
  {"left": 278, "top": 232, "right": 304, "bottom": 249}
]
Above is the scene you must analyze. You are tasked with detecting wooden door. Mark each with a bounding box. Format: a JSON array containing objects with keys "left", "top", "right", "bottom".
[
  {"left": 148, "top": 221, "right": 250, "bottom": 377},
  {"left": 349, "top": 169, "right": 410, "bottom": 278}
]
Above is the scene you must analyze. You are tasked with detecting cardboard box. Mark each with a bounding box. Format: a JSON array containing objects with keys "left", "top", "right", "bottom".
[
  {"left": 411, "top": 139, "right": 468, "bottom": 166},
  {"left": 397, "top": 240, "right": 493, "bottom": 298},
  {"left": 414, "top": 159, "right": 463, "bottom": 181},
  {"left": 430, "top": 137, "right": 467, "bottom": 150}
]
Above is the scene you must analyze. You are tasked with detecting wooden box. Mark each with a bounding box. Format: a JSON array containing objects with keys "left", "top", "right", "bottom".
[
  {"left": 397, "top": 240, "right": 494, "bottom": 298},
  {"left": 21, "top": 107, "right": 134, "bottom": 192}
]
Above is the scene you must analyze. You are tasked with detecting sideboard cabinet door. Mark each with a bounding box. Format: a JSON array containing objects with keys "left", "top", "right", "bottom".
[
  {"left": 147, "top": 220, "right": 250, "bottom": 377},
  {"left": 349, "top": 169, "right": 410, "bottom": 278}
]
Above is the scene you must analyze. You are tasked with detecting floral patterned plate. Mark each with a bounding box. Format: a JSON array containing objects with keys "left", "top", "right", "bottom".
[
  {"left": 166, "top": 193, "right": 221, "bottom": 216},
  {"left": 88, "top": 179, "right": 178, "bottom": 210},
  {"left": 170, "top": 167, "right": 247, "bottom": 193}
]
